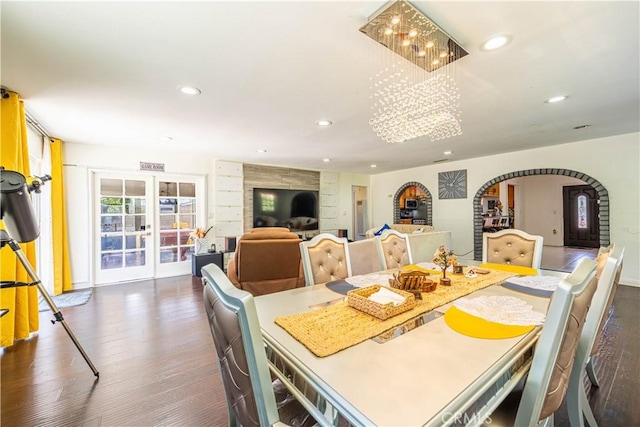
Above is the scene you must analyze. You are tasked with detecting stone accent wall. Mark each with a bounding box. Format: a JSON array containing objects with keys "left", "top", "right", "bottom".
[
  {"left": 473, "top": 169, "right": 610, "bottom": 261},
  {"left": 243, "top": 164, "right": 320, "bottom": 233}
]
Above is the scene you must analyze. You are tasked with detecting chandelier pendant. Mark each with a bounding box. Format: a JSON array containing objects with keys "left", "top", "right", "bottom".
[{"left": 360, "top": 0, "right": 468, "bottom": 143}]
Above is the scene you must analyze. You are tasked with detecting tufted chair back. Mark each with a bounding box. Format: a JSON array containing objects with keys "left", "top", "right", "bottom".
[
  {"left": 566, "top": 245, "right": 624, "bottom": 426},
  {"left": 507, "top": 258, "right": 597, "bottom": 426},
  {"left": 590, "top": 245, "right": 624, "bottom": 357},
  {"left": 300, "top": 233, "right": 352, "bottom": 286},
  {"left": 375, "top": 229, "right": 413, "bottom": 269},
  {"left": 482, "top": 229, "right": 544, "bottom": 271},
  {"left": 202, "top": 263, "right": 280, "bottom": 427}
]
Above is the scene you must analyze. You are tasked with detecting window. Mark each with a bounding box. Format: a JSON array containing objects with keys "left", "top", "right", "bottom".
[{"left": 577, "top": 195, "right": 587, "bottom": 229}]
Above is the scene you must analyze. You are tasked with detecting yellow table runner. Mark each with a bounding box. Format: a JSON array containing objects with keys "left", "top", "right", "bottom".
[{"left": 274, "top": 269, "right": 517, "bottom": 357}]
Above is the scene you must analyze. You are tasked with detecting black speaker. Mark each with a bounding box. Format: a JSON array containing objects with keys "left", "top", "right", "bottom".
[{"left": 225, "top": 237, "right": 237, "bottom": 252}]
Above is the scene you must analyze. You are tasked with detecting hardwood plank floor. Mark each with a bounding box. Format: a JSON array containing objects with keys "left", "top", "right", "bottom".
[
  {"left": 541, "top": 246, "right": 598, "bottom": 273},
  {"left": 1, "top": 275, "right": 638, "bottom": 426}
]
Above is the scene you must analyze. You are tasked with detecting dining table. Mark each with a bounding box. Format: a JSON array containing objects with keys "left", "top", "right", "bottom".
[{"left": 253, "top": 260, "right": 564, "bottom": 426}]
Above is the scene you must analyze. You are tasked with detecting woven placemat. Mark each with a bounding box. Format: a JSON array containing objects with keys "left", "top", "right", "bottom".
[{"left": 274, "top": 269, "right": 517, "bottom": 357}]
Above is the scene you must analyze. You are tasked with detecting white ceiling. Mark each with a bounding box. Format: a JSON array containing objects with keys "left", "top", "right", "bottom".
[{"left": 2, "top": 1, "right": 638, "bottom": 175}]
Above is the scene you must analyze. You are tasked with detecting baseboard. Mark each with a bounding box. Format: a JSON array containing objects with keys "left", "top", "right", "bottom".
[{"left": 620, "top": 279, "right": 639, "bottom": 288}]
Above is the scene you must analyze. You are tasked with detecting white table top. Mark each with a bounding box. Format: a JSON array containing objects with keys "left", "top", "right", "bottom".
[{"left": 254, "top": 271, "right": 552, "bottom": 426}]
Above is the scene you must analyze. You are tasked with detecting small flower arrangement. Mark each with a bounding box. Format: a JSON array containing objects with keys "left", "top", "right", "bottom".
[
  {"left": 433, "top": 245, "right": 457, "bottom": 279},
  {"left": 189, "top": 226, "right": 212, "bottom": 242}
]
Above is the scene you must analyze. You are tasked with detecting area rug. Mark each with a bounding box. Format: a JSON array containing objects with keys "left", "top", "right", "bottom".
[{"left": 39, "top": 290, "right": 93, "bottom": 312}]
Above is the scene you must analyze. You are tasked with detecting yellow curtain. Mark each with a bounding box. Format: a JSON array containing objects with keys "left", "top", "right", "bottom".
[
  {"left": 49, "top": 138, "right": 72, "bottom": 295},
  {"left": 0, "top": 91, "right": 40, "bottom": 346}
]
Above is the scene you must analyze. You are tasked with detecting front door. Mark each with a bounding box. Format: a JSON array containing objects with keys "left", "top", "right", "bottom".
[
  {"left": 94, "top": 173, "right": 155, "bottom": 284},
  {"left": 563, "top": 185, "right": 599, "bottom": 248}
]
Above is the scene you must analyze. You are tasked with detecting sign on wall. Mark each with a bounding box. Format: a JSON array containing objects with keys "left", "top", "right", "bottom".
[{"left": 140, "top": 162, "right": 165, "bottom": 172}]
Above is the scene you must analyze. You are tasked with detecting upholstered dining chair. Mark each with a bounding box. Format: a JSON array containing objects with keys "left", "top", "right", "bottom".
[
  {"left": 299, "top": 233, "right": 352, "bottom": 286},
  {"left": 486, "top": 258, "right": 598, "bottom": 426},
  {"left": 375, "top": 229, "right": 413, "bottom": 269},
  {"left": 482, "top": 228, "right": 544, "bottom": 271},
  {"left": 202, "top": 264, "right": 315, "bottom": 427},
  {"left": 567, "top": 245, "right": 624, "bottom": 427}
]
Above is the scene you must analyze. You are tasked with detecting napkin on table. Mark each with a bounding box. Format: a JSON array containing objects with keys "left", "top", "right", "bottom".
[{"left": 368, "top": 287, "right": 406, "bottom": 306}]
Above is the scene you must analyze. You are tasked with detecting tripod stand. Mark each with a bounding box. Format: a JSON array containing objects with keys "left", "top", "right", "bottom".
[{"left": 1, "top": 230, "right": 99, "bottom": 377}]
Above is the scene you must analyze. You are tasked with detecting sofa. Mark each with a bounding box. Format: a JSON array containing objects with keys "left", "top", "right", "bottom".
[
  {"left": 227, "top": 227, "right": 305, "bottom": 296},
  {"left": 365, "top": 224, "right": 435, "bottom": 239}
]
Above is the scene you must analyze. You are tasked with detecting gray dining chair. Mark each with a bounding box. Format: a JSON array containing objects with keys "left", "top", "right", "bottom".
[
  {"left": 201, "top": 264, "right": 315, "bottom": 427},
  {"left": 567, "top": 245, "right": 625, "bottom": 427},
  {"left": 486, "top": 257, "right": 598, "bottom": 426},
  {"left": 482, "top": 228, "right": 544, "bottom": 271},
  {"left": 299, "top": 233, "right": 352, "bottom": 286},
  {"left": 375, "top": 229, "right": 413, "bottom": 269}
]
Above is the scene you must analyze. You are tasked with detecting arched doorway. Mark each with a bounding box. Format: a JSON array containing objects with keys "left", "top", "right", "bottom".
[
  {"left": 472, "top": 169, "right": 610, "bottom": 261},
  {"left": 393, "top": 181, "right": 433, "bottom": 225}
]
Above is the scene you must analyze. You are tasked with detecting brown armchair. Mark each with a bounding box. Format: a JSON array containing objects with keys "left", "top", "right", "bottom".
[{"left": 227, "top": 227, "right": 305, "bottom": 296}]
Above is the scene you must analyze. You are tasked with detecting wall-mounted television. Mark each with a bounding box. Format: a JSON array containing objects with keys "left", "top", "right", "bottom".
[{"left": 253, "top": 188, "right": 319, "bottom": 231}]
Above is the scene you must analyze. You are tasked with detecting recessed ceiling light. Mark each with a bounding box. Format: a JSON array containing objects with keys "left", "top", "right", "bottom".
[
  {"left": 546, "top": 95, "right": 568, "bottom": 103},
  {"left": 160, "top": 136, "right": 173, "bottom": 142},
  {"left": 481, "top": 34, "right": 512, "bottom": 51},
  {"left": 256, "top": 149, "right": 267, "bottom": 153},
  {"left": 322, "top": 158, "right": 331, "bottom": 162},
  {"left": 316, "top": 119, "right": 332, "bottom": 126},
  {"left": 370, "top": 164, "right": 377, "bottom": 168},
  {"left": 443, "top": 150, "right": 453, "bottom": 155},
  {"left": 178, "top": 85, "right": 201, "bottom": 96}
]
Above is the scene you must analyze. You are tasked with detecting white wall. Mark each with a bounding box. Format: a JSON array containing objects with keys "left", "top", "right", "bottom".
[
  {"left": 370, "top": 133, "right": 640, "bottom": 286},
  {"left": 63, "top": 142, "right": 212, "bottom": 288},
  {"left": 62, "top": 142, "right": 370, "bottom": 287},
  {"left": 507, "top": 175, "right": 585, "bottom": 246}
]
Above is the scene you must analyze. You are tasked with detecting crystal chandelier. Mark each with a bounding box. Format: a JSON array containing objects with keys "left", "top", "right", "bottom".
[{"left": 360, "top": 0, "right": 468, "bottom": 143}]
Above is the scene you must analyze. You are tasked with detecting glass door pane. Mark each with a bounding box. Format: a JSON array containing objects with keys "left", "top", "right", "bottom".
[
  {"left": 95, "top": 173, "right": 154, "bottom": 285},
  {"left": 155, "top": 176, "right": 206, "bottom": 278}
]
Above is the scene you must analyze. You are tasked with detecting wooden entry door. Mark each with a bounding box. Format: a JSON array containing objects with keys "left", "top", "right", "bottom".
[{"left": 563, "top": 185, "right": 599, "bottom": 248}]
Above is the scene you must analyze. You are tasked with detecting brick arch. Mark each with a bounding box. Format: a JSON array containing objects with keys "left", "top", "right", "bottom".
[
  {"left": 473, "top": 169, "right": 610, "bottom": 261},
  {"left": 393, "top": 181, "right": 433, "bottom": 225}
]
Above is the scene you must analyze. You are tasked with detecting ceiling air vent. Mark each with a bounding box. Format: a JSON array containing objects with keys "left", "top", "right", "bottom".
[{"left": 433, "top": 159, "right": 450, "bottom": 163}]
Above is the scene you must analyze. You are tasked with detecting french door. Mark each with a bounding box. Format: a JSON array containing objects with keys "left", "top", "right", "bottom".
[
  {"left": 94, "top": 173, "right": 155, "bottom": 284},
  {"left": 94, "top": 172, "right": 205, "bottom": 285}
]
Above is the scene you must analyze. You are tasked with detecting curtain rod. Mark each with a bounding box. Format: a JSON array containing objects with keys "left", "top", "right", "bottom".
[
  {"left": 24, "top": 109, "right": 53, "bottom": 140},
  {"left": 1, "top": 86, "right": 53, "bottom": 140}
]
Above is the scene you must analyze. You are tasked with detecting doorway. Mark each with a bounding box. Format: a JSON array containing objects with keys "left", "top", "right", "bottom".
[
  {"left": 93, "top": 171, "right": 205, "bottom": 285},
  {"left": 352, "top": 186, "right": 368, "bottom": 241},
  {"left": 472, "top": 169, "right": 610, "bottom": 262},
  {"left": 563, "top": 185, "right": 600, "bottom": 248},
  {"left": 94, "top": 173, "right": 155, "bottom": 284}
]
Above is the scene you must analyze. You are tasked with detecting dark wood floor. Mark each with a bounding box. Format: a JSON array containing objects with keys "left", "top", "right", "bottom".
[{"left": 1, "top": 276, "right": 638, "bottom": 426}]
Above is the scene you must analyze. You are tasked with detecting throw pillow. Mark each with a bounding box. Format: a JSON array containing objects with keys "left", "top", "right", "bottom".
[{"left": 374, "top": 223, "right": 390, "bottom": 236}]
